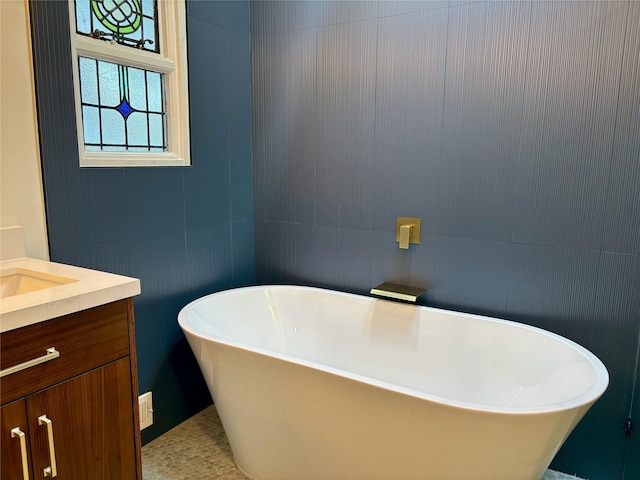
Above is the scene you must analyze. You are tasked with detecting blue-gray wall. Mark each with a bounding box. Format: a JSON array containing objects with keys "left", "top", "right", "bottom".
[
  {"left": 27, "top": 0, "right": 640, "bottom": 475},
  {"left": 251, "top": 1, "right": 640, "bottom": 479},
  {"left": 30, "top": 0, "right": 253, "bottom": 443}
]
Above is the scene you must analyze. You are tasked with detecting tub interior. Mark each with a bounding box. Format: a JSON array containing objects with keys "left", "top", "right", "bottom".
[{"left": 181, "top": 286, "right": 607, "bottom": 412}]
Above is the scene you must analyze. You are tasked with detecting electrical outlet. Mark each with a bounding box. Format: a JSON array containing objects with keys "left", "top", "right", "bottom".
[{"left": 139, "top": 392, "right": 153, "bottom": 430}]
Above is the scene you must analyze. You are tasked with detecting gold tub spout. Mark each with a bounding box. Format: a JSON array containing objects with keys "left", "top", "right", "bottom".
[{"left": 370, "top": 282, "right": 426, "bottom": 303}]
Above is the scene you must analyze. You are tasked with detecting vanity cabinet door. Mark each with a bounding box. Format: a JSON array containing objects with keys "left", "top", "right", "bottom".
[
  {"left": 1, "top": 399, "right": 33, "bottom": 480},
  {"left": 26, "top": 358, "right": 137, "bottom": 479}
]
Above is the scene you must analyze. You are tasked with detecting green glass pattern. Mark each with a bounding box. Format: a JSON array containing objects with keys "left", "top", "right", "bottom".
[
  {"left": 75, "top": 0, "right": 158, "bottom": 53},
  {"left": 91, "top": 0, "right": 142, "bottom": 35}
]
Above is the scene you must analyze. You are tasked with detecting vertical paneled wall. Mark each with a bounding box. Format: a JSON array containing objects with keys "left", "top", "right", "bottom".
[
  {"left": 251, "top": 1, "right": 640, "bottom": 479},
  {"left": 30, "top": 0, "right": 253, "bottom": 443}
]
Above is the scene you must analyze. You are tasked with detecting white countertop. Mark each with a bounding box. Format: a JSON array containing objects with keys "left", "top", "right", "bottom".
[{"left": 0, "top": 257, "right": 141, "bottom": 333}]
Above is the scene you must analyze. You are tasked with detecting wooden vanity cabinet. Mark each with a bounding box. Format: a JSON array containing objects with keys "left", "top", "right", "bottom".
[
  {"left": 1, "top": 399, "right": 33, "bottom": 480},
  {"left": 0, "top": 299, "right": 142, "bottom": 479}
]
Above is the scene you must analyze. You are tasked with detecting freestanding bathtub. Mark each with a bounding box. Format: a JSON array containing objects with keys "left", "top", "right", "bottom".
[{"left": 178, "top": 285, "right": 608, "bottom": 480}]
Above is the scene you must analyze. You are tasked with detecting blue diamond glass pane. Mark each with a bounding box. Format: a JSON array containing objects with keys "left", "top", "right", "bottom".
[{"left": 116, "top": 99, "right": 134, "bottom": 119}]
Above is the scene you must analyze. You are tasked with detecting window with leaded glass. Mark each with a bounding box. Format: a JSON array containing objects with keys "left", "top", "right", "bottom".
[
  {"left": 74, "top": 0, "right": 159, "bottom": 52},
  {"left": 68, "top": 0, "right": 190, "bottom": 166}
]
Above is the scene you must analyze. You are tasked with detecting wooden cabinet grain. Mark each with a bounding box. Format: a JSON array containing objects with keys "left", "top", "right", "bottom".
[
  {"left": 1, "top": 399, "right": 33, "bottom": 480},
  {"left": 1, "top": 299, "right": 142, "bottom": 479}
]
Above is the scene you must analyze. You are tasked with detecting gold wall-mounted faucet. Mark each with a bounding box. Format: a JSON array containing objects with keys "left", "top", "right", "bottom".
[{"left": 396, "top": 217, "right": 421, "bottom": 249}]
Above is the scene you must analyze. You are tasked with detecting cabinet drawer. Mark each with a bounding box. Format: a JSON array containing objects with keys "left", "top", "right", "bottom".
[{"left": 1, "top": 301, "right": 130, "bottom": 405}]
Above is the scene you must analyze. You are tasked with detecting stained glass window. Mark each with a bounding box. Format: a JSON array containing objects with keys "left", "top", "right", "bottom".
[
  {"left": 74, "top": 0, "right": 158, "bottom": 53},
  {"left": 79, "top": 57, "right": 167, "bottom": 152},
  {"left": 70, "top": 0, "right": 189, "bottom": 166}
]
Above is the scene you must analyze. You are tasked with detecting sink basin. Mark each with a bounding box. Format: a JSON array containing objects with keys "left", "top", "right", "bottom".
[{"left": 0, "top": 268, "right": 77, "bottom": 298}]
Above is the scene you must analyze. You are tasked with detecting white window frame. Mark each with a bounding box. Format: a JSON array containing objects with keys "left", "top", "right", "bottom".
[{"left": 68, "top": 0, "right": 190, "bottom": 167}]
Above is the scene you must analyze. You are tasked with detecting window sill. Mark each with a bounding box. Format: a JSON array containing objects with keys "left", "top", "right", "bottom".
[{"left": 80, "top": 151, "right": 189, "bottom": 168}]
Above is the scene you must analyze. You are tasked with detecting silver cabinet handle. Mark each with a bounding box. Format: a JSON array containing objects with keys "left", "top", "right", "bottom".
[
  {"left": 0, "top": 348, "right": 60, "bottom": 378},
  {"left": 11, "top": 427, "right": 30, "bottom": 480},
  {"left": 38, "top": 416, "right": 57, "bottom": 478}
]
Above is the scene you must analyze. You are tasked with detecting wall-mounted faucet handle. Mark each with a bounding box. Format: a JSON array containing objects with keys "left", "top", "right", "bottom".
[
  {"left": 399, "top": 225, "right": 412, "bottom": 249},
  {"left": 396, "top": 217, "right": 421, "bottom": 249}
]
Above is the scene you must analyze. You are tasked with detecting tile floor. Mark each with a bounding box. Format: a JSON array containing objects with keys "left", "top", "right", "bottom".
[{"left": 141, "top": 405, "right": 586, "bottom": 480}]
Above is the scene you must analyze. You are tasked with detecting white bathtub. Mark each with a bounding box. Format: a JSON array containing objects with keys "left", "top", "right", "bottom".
[{"left": 178, "top": 285, "right": 608, "bottom": 480}]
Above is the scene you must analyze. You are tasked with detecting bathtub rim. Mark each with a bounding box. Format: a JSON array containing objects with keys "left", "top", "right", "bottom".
[{"left": 178, "top": 284, "right": 609, "bottom": 416}]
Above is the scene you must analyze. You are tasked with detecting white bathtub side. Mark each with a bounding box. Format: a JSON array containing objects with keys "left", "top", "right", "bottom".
[
  {"left": 183, "top": 330, "right": 594, "bottom": 480},
  {"left": 179, "top": 285, "right": 608, "bottom": 414}
]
